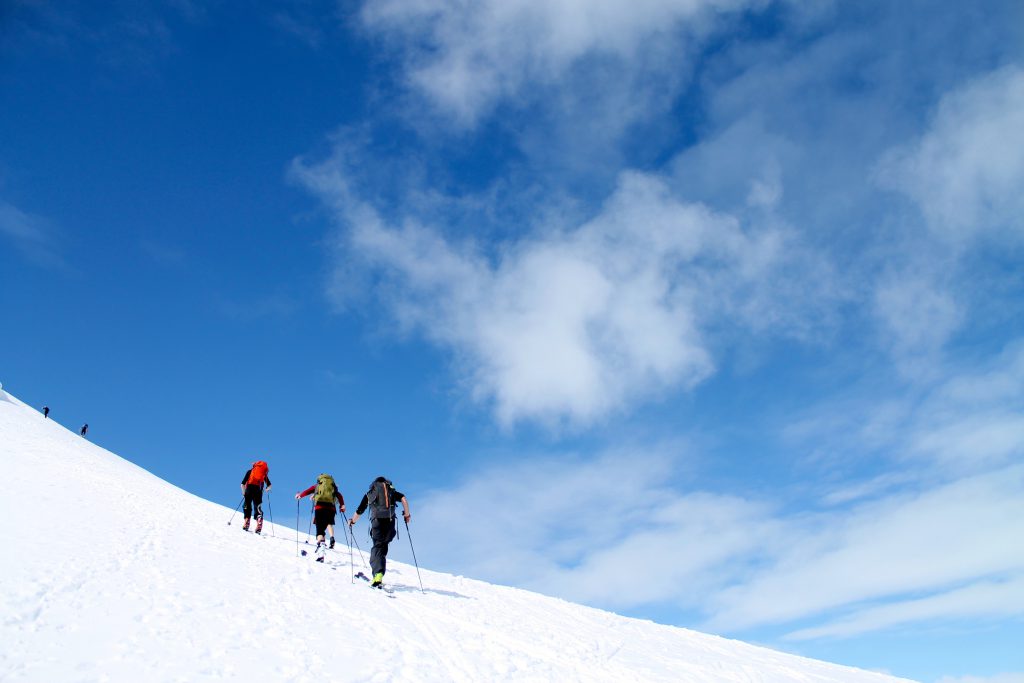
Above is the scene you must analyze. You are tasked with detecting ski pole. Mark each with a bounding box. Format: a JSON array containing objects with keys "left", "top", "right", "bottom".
[
  {"left": 348, "top": 523, "right": 354, "bottom": 582},
  {"left": 295, "top": 500, "right": 300, "bottom": 556},
  {"left": 404, "top": 518, "right": 425, "bottom": 594},
  {"left": 340, "top": 510, "right": 354, "bottom": 583},
  {"left": 342, "top": 511, "right": 369, "bottom": 571},
  {"left": 227, "top": 496, "right": 244, "bottom": 525},
  {"left": 267, "top": 491, "right": 275, "bottom": 537},
  {"left": 307, "top": 502, "right": 314, "bottom": 543}
]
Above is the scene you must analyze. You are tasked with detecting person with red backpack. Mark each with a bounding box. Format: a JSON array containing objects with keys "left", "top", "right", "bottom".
[
  {"left": 240, "top": 460, "right": 272, "bottom": 533},
  {"left": 348, "top": 476, "right": 410, "bottom": 588},
  {"left": 295, "top": 474, "right": 345, "bottom": 562}
]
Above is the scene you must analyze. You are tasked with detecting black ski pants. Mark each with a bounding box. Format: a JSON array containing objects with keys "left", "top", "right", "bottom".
[
  {"left": 369, "top": 517, "right": 397, "bottom": 577},
  {"left": 243, "top": 485, "right": 264, "bottom": 520},
  {"left": 314, "top": 505, "right": 336, "bottom": 537}
]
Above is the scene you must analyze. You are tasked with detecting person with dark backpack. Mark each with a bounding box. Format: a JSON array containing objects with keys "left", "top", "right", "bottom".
[
  {"left": 80, "top": 423, "right": 88, "bottom": 437},
  {"left": 295, "top": 474, "right": 346, "bottom": 562},
  {"left": 348, "top": 477, "right": 410, "bottom": 588},
  {"left": 43, "top": 406, "right": 49, "bottom": 418},
  {"left": 240, "top": 460, "right": 272, "bottom": 533}
]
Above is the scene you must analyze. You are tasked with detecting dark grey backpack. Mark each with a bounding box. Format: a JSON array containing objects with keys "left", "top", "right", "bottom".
[{"left": 367, "top": 478, "right": 396, "bottom": 521}]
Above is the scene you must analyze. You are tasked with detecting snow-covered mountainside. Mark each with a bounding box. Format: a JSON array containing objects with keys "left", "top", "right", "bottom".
[{"left": 0, "top": 390, "right": 916, "bottom": 682}]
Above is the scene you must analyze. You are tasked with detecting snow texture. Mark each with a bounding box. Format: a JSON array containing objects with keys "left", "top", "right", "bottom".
[{"left": 0, "top": 390, "right": 917, "bottom": 682}]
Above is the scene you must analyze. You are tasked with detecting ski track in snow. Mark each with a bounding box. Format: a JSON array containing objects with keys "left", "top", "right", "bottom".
[{"left": 0, "top": 391, "right": 919, "bottom": 682}]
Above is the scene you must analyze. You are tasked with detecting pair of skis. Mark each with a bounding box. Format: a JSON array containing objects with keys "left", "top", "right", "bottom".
[{"left": 301, "top": 549, "right": 393, "bottom": 594}]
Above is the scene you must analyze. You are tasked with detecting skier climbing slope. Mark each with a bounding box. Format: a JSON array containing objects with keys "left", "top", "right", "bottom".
[{"left": 0, "top": 389, "right": 915, "bottom": 682}]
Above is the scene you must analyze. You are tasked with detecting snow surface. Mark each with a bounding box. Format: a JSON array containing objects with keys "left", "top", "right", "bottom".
[{"left": 0, "top": 390, "right": 917, "bottom": 682}]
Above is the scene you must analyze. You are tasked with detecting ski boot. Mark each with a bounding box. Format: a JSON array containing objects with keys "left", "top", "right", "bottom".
[
  {"left": 329, "top": 536, "right": 335, "bottom": 549},
  {"left": 242, "top": 517, "right": 250, "bottom": 531},
  {"left": 255, "top": 515, "right": 263, "bottom": 534},
  {"left": 371, "top": 572, "right": 384, "bottom": 588},
  {"left": 315, "top": 541, "right": 326, "bottom": 563}
]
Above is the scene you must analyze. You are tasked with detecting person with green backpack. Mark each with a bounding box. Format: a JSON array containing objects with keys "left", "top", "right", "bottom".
[{"left": 295, "top": 474, "right": 346, "bottom": 562}]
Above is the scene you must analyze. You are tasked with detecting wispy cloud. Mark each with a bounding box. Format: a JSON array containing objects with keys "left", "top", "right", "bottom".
[
  {"left": 786, "top": 573, "right": 1024, "bottom": 640},
  {"left": 294, "top": 149, "right": 838, "bottom": 427},
  {"left": 140, "top": 240, "right": 187, "bottom": 267},
  {"left": 359, "top": 0, "right": 763, "bottom": 127},
  {"left": 0, "top": 199, "right": 64, "bottom": 269},
  {"left": 862, "top": 66, "right": 1024, "bottom": 371},
  {"left": 872, "top": 269, "right": 963, "bottom": 379},
  {"left": 1, "top": 0, "right": 201, "bottom": 68},
  {"left": 271, "top": 11, "right": 324, "bottom": 49},
  {"left": 788, "top": 341, "right": 1024, "bottom": 478},
  {"left": 936, "top": 674, "right": 1024, "bottom": 683},
  {"left": 411, "top": 450, "right": 1024, "bottom": 639},
  {"left": 413, "top": 445, "right": 782, "bottom": 608},
  {"left": 664, "top": 7, "right": 1024, "bottom": 379},
  {"left": 405, "top": 343, "right": 1024, "bottom": 637},
  {"left": 706, "top": 464, "right": 1024, "bottom": 633},
  {"left": 328, "top": 2, "right": 1024, "bottom": 401},
  {"left": 295, "top": 2, "right": 1024, "bottom": 658},
  {"left": 878, "top": 66, "right": 1024, "bottom": 244},
  {"left": 270, "top": 0, "right": 344, "bottom": 50},
  {"left": 216, "top": 292, "right": 298, "bottom": 321}
]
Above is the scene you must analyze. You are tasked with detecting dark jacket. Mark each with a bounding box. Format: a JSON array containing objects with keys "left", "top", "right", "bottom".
[{"left": 355, "top": 479, "right": 405, "bottom": 521}]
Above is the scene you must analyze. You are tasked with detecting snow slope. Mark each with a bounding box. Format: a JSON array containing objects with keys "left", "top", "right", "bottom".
[{"left": 0, "top": 390, "right": 917, "bottom": 682}]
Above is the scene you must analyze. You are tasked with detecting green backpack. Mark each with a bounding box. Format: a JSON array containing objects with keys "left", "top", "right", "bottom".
[{"left": 314, "top": 474, "right": 336, "bottom": 504}]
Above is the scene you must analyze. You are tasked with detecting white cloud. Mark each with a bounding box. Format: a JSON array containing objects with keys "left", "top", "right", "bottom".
[
  {"left": 784, "top": 341, "right": 1024, "bottom": 480},
  {"left": 786, "top": 573, "right": 1024, "bottom": 640},
  {"left": 703, "top": 464, "right": 1024, "bottom": 632},
  {"left": 936, "top": 675, "right": 1024, "bottom": 683},
  {"left": 866, "top": 67, "right": 1024, "bottom": 373},
  {"left": 878, "top": 66, "right": 1024, "bottom": 243},
  {"left": 403, "top": 345, "right": 1024, "bottom": 635},
  {"left": 872, "top": 270, "right": 963, "bottom": 378},
  {"left": 359, "top": 0, "right": 763, "bottom": 125},
  {"left": 910, "top": 413, "right": 1024, "bottom": 470},
  {"left": 410, "top": 444, "right": 1024, "bottom": 638},
  {"left": 295, "top": 150, "right": 833, "bottom": 426},
  {"left": 903, "top": 344, "right": 1024, "bottom": 472},
  {"left": 383, "top": 344, "right": 1024, "bottom": 639},
  {"left": 413, "top": 446, "right": 783, "bottom": 608}
]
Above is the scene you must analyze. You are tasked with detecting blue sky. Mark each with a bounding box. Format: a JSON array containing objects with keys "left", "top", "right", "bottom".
[{"left": 2, "top": 1, "right": 1023, "bottom": 681}]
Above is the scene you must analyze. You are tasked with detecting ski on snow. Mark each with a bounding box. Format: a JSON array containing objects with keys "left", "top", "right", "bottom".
[{"left": 355, "top": 572, "right": 395, "bottom": 594}]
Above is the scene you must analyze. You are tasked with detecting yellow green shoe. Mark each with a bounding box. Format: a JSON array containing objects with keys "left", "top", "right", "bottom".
[{"left": 372, "top": 572, "right": 384, "bottom": 587}]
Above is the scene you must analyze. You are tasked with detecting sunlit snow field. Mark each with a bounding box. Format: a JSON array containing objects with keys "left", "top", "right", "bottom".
[{"left": 0, "top": 390, "right": 915, "bottom": 682}]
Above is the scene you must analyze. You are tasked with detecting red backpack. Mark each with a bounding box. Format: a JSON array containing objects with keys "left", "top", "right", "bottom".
[{"left": 249, "top": 460, "right": 269, "bottom": 485}]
